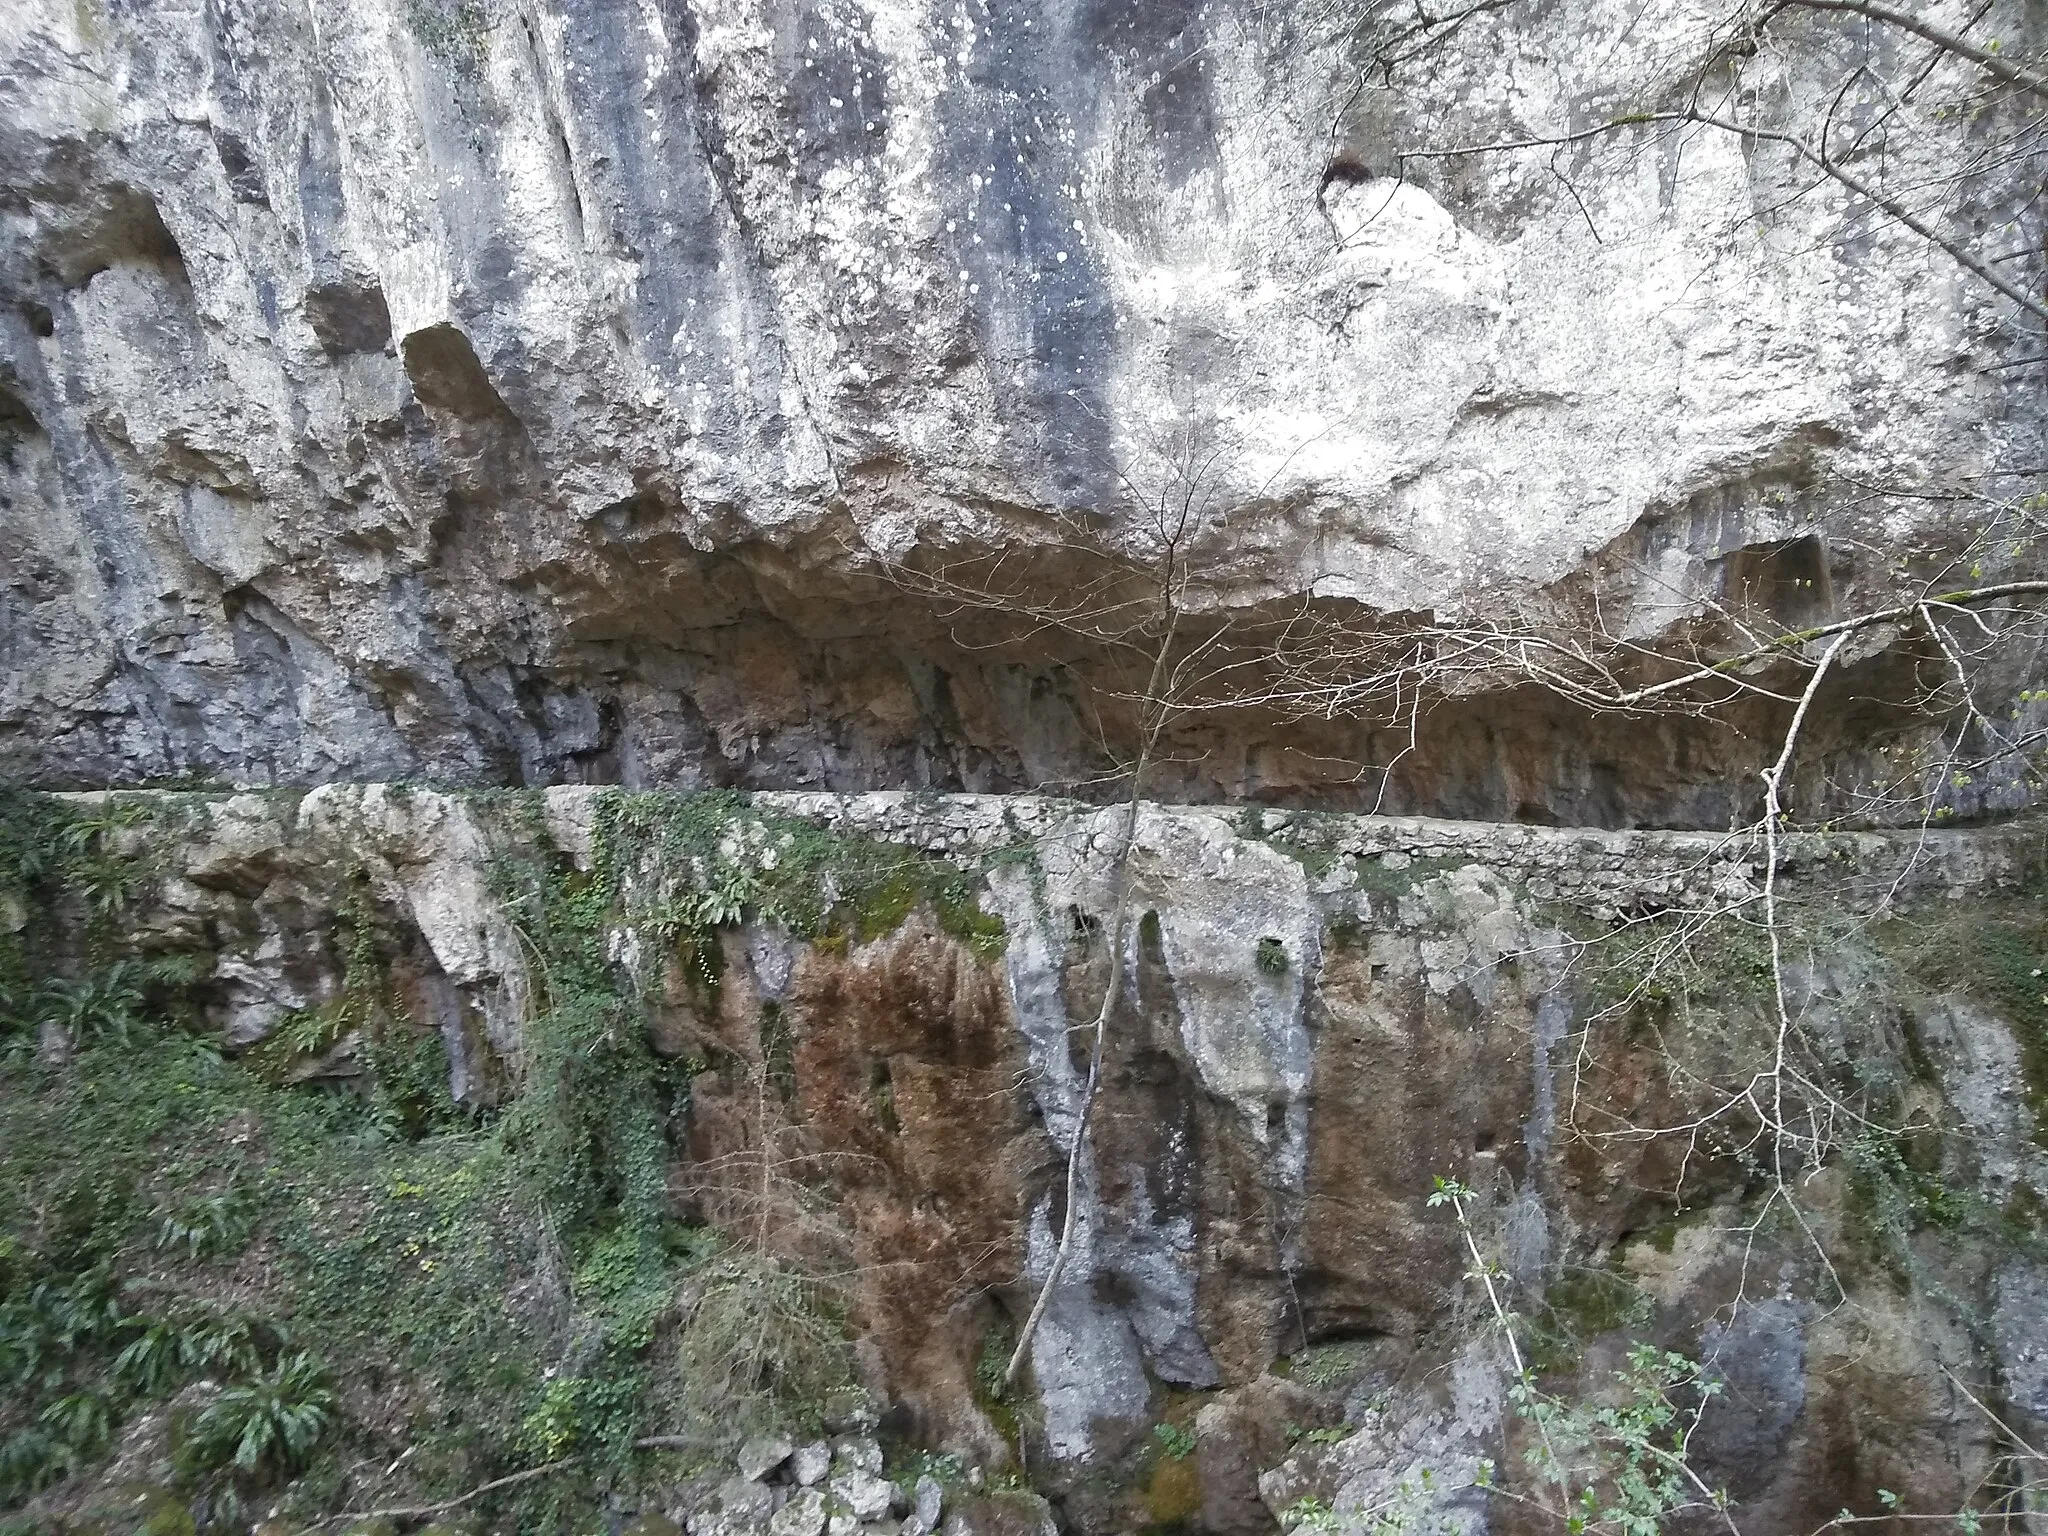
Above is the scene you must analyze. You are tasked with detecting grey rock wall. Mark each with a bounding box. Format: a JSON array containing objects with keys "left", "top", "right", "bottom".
[
  {"left": 70, "top": 787, "right": 2048, "bottom": 1528},
  {"left": 3, "top": 2, "right": 2044, "bottom": 815}
]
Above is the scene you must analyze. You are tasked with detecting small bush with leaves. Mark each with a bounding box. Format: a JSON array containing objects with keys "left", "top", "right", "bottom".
[
  {"left": 112, "top": 1319, "right": 189, "bottom": 1397},
  {"left": 0, "top": 1426, "right": 66, "bottom": 1503},
  {"left": 38, "top": 1390, "right": 116, "bottom": 1458},
  {"left": 673, "top": 1246, "right": 853, "bottom": 1437},
  {"left": 40, "top": 965, "right": 146, "bottom": 1046},
  {"left": 115, "top": 1301, "right": 278, "bottom": 1399},
  {"left": 1256, "top": 936, "right": 1289, "bottom": 975},
  {"left": 1, "top": 1268, "right": 132, "bottom": 1387},
  {"left": 1284, "top": 1494, "right": 1339, "bottom": 1533},
  {"left": 180, "top": 1353, "right": 335, "bottom": 1482},
  {"left": 154, "top": 1183, "right": 255, "bottom": 1263}
]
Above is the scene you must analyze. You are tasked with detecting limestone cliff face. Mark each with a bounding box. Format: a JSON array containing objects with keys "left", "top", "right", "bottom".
[
  {"left": 3, "top": 2, "right": 2042, "bottom": 816},
  {"left": 78, "top": 788, "right": 2048, "bottom": 1529}
]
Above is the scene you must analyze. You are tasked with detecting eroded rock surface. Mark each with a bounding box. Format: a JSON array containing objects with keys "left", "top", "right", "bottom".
[
  {"left": 3, "top": 2, "right": 2043, "bottom": 820},
  {"left": 67, "top": 787, "right": 2048, "bottom": 1530}
]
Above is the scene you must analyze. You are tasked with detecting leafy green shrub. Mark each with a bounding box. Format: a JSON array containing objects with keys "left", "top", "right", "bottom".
[
  {"left": 1153, "top": 1421, "right": 1196, "bottom": 1460},
  {"left": 180, "top": 1353, "right": 335, "bottom": 1481},
  {"left": 39, "top": 965, "right": 146, "bottom": 1046},
  {"left": 573, "top": 1226, "right": 674, "bottom": 1351},
  {"left": 1255, "top": 936, "right": 1289, "bottom": 975},
  {"left": 515, "top": 1370, "right": 646, "bottom": 1462},
  {"left": 1284, "top": 1495, "right": 1339, "bottom": 1533},
  {"left": 0, "top": 1267, "right": 132, "bottom": 1387},
  {"left": 518, "top": 1377, "right": 587, "bottom": 1462},
  {"left": 0, "top": 1426, "right": 66, "bottom": 1502},
  {"left": 38, "top": 1389, "right": 116, "bottom": 1457},
  {"left": 500, "top": 991, "right": 669, "bottom": 1243},
  {"left": 112, "top": 1319, "right": 189, "bottom": 1397},
  {"left": 154, "top": 1183, "right": 255, "bottom": 1262},
  {"left": 0, "top": 792, "right": 161, "bottom": 1043},
  {"left": 974, "top": 1319, "right": 1014, "bottom": 1405},
  {"left": 115, "top": 1300, "right": 279, "bottom": 1399},
  {"left": 673, "top": 1247, "right": 852, "bottom": 1436}
]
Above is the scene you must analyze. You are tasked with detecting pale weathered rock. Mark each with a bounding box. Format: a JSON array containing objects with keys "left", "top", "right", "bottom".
[
  {"left": 690, "top": 1478, "right": 776, "bottom": 1536},
  {"left": 819, "top": 1389, "right": 881, "bottom": 1435},
  {"left": 738, "top": 1436, "right": 796, "bottom": 1484},
  {"left": 768, "top": 1488, "right": 828, "bottom": 1536},
  {"left": 689, "top": 1514, "right": 766, "bottom": 1536},
  {"left": 2, "top": 2, "right": 2040, "bottom": 826},
  {"left": 938, "top": 1493, "right": 1060, "bottom": 1536},
  {"left": 1259, "top": 1343, "right": 1500, "bottom": 1536},
  {"left": 903, "top": 1476, "right": 945, "bottom": 1536},
  {"left": 827, "top": 1469, "right": 899, "bottom": 1523},
  {"left": 828, "top": 1436, "right": 886, "bottom": 1477},
  {"left": 1995, "top": 1262, "right": 2048, "bottom": 1434},
  {"left": 790, "top": 1441, "right": 833, "bottom": 1489}
]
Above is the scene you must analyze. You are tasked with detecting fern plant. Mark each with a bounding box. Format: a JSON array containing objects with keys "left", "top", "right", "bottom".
[
  {"left": 38, "top": 1390, "right": 116, "bottom": 1457},
  {"left": 182, "top": 1353, "right": 335, "bottom": 1480},
  {"left": 113, "top": 1319, "right": 189, "bottom": 1397},
  {"left": 40, "top": 965, "right": 146, "bottom": 1046},
  {"left": 113, "top": 1301, "right": 280, "bottom": 1406},
  {"left": 1, "top": 1267, "right": 132, "bottom": 1387},
  {"left": 153, "top": 1184, "right": 255, "bottom": 1262},
  {"left": 0, "top": 1426, "right": 66, "bottom": 1502}
]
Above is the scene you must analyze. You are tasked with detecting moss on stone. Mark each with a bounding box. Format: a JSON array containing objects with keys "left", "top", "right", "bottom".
[
  {"left": 1523, "top": 1266, "right": 1656, "bottom": 1374},
  {"left": 1143, "top": 1452, "right": 1202, "bottom": 1530},
  {"left": 578, "top": 790, "right": 1009, "bottom": 962},
  {"left": 1351, "top": 853, "right": 1461, "bottom": 901},
  {"left": 1880, "top": 889, "right": 2048, "bottom": 1143}
]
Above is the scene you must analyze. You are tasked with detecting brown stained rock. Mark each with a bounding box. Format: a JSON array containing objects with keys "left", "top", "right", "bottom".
[
  {"left": 1554, "top": 994, "right": 1753, "bottom": 1239},
  {"left": 685, "top": 912, "right": 1044, "bottom": 1462},
  {"left": 939, "top": 1492, "right": 1060, "bottom": 1536},
  {"left": 1193, "top": 1376, "right": 1336, "bottom": 1536},
  {"left": 647, "top": 949, "right": 718, "bottom": 1059},
  {"left": 1294, "top": 935, "right": 1526, "bottom": 1342}
]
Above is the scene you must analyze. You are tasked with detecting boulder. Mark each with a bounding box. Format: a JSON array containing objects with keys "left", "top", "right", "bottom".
[
  {"left": 828, "top": 1468, "right": 900, "bottom": 1522},
  {"left": 938, "top": 1492, "right": 1060, "bottom": 1536},
  {"left": 790, "top": 1440, "right": 834, "bottom": 1487},
  {"left": 830, "top": 1434, "right": 885, "bottom": 1476},
  {"left": 900, "top": 1474, "right": 945, "bottom": 1536},
  {"left": 690, "top": 1477, "right": 778, "bottom": 1536},
  {"left": 769, "top": 1488, "right": 829, "bottom": 1536},
  {"left": 1195, "top": 1375, "right": 1335, "bottom": 1536},
  {"left": 739, "top": 1435, "right": 796, "bottom": 1483}
]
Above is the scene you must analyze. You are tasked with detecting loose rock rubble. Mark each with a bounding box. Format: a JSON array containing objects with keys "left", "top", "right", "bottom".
[{"left": 654, "top": 1435, "right": 1056, "bottom": 1536}]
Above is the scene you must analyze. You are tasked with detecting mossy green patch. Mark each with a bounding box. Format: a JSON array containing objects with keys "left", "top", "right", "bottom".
[
  {"left": 571, "top": 790, "right": 1009, "bottom": 962},
  {"left": 1523, "top": 1266, "right": 1656, "bottom": 1375},
  {"left": 1285, "top": 1338, "right": 1378, "bottom": 1392},
  {"left": 1351, "top": 853, "right": 1463, "bottom": 902},
  {"left": 1886, "top": 897, "right": 2048, "bottom": 1140},
  {"left": 1143, "top": 1453, "right": 1201, "bottom": 1530}
]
